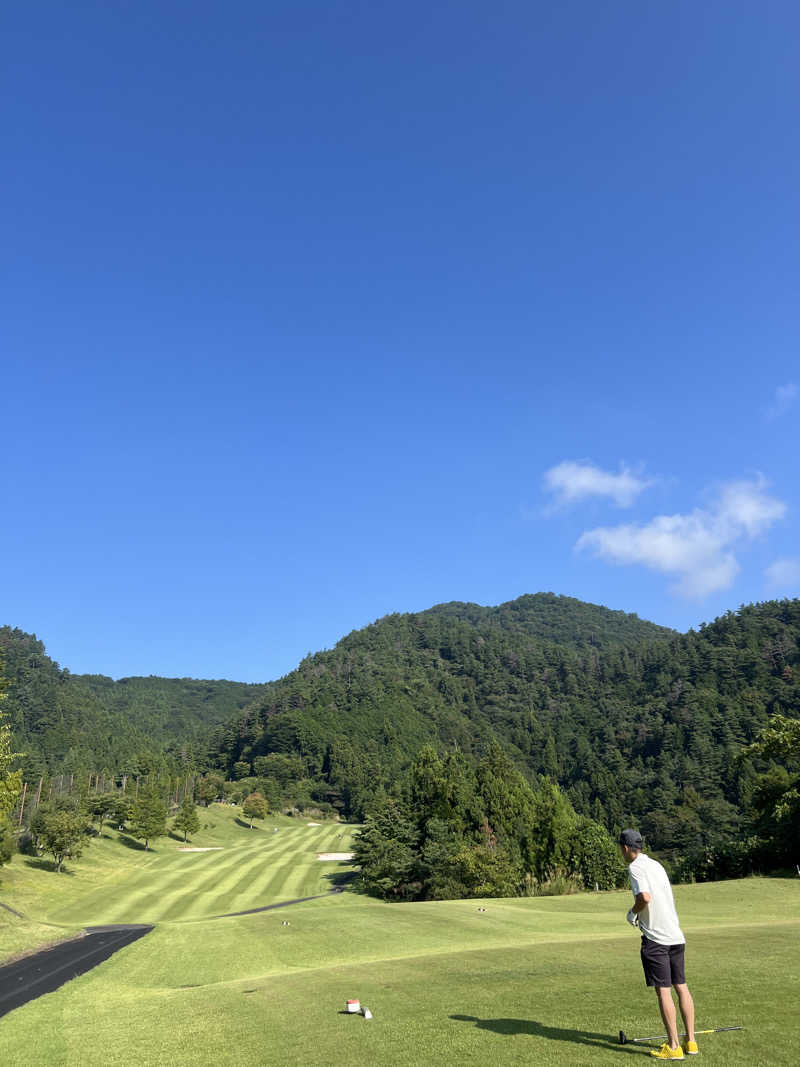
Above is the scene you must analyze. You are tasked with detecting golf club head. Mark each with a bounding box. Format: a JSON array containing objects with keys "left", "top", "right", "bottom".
[{"left": 619, "top": 1030, "right": 627, "bottom": 1045}]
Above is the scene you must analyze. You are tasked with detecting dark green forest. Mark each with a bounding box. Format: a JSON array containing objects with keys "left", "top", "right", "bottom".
[
  {"left": 0, "top": 626, "right": 266, "bottom": 780},
  {"left": 3, "top": 594, "right": 799, "bottom": 885},
  {"left": 201, "top": 594, "right": 799, "bottom": 876}
]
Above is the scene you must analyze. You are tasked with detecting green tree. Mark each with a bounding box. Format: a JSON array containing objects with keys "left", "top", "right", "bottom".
[
  {"left": 129, "top": 790, "right": 168, "bottom": 850},
  {"left": 87, "top": 794, "right": 116, "bottom": 837},
  {"left": 526, "top": 780, "right": 578, "bottom": 880},
  {"left": 450, "top": 821, "right": 522, "bottom": 898},
  {"left": 352, "top": 799, "right": 419, "bottom": 900},
  {"left": 196, "top": 774, "right": 224, "bottom": 807},
  {"left": 233, "top": 760, "right": 252, "bottom": 780},
  {"left": 0, "top": 675, "right": 23, "bottom": 822},
  {"left": 172, "top": 795, "right": 200, "bottom": 842},
  {"left": 258, "top": 776, "right": 282, "bottom": 812},
  {"left": 0, "top": 816, "right": 14, "bottom": 867},
  {"left": 37, "top": 809, "right": 89, "bottom": 872},
  {"left": 569, "top": 816, "right": 627, "bottom": 890},
  {"left": 0, "top": 697, "right": 22, "bottom": 870},
  {"left": 109, "top": 795, "right": 132, "bottom": 830},
  {"left": 418, "top": 817, "right": 467, "bottom": 900},
  {"left": 242, "top": 791, "right": 267, "bottom": 828},
  {"left": 451, "top": 843, "right": 522, "bottom": 897},
  {"left": 741, "top": 715, "right": 800, "bottom": 862},
  {"left": 743, "top": 714, "right": 800, "bottom": 763}
]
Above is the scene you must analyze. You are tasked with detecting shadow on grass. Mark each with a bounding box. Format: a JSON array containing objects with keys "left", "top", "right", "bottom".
[
  {"left": 234, "top": 818, "right": 259, "bottom": 831},
  {"left": 325, "top": 870, "right": 357, "bottom": 889},
  {"left": 23, "top": 857, "right": 75, "bottom": 875},
  {"left": 450, "top": 1015, "right": 639, "bottom": 1055},
  {"left": 117, "top": 834, "right": 151, "bottom": 851}
]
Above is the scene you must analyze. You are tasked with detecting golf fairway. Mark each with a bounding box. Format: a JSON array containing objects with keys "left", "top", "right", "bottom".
[{"left": 1, "top": 808, "right": 797, "bottom": 1065}]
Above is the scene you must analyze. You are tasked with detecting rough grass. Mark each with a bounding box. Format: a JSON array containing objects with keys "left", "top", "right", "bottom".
[
  {"left": 0, "top": 912, "right": 84, "bottom": 964},
  {"left": 1, "top": 813, "right": 798, "bottom": 1066}
]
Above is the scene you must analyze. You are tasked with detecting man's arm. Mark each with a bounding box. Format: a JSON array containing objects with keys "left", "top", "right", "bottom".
[{"left": 631, "top": 891, "right": 650, "bottom": 914}]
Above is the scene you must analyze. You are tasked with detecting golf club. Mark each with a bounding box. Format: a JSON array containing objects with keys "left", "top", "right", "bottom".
[{"left": 618, "top": 1026, "right": 742, "bottom": 1045}]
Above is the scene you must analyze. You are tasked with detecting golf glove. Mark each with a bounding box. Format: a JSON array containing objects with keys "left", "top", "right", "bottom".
[{"left": 626, "top": 909, "right": 639, "bottom": 927}]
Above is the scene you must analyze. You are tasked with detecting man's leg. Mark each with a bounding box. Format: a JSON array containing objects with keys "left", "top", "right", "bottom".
[
  {"left": 655, "top": 987, "right": 680, "bottom": 1049},
  {"left": 674, "top": 983, "right": 695, "bottom": 1043}
]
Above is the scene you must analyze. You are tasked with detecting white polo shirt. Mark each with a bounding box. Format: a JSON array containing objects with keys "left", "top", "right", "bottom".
[{"left": 627, "top": 852, "right": 685, "bottom": 946}]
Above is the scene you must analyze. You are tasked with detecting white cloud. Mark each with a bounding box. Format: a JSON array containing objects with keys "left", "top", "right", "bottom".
[
  {"left": 577, "top": 477, "right": 786, "bottom": 599},
  {"left": 765, "top": 383, "right": 797, "bottom": 421},
  {"left": 543, "top": 460, "right": 652, "bottom": 508},
  {"left": 715, "top": 478, "right": 787, "bottom": 537},
  {"left": 765, "top": 557, "right": 800, "bottom": 592}
]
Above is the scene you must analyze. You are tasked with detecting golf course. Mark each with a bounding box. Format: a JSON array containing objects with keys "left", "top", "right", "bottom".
[{"left": 0, "top": 805, "right": 796, "bottom": 1065}]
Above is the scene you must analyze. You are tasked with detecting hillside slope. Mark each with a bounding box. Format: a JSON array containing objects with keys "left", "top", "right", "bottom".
[
  {"left": 205, "top": 593, "right": 676, "bottom": 770},
  {"left": 0, "top": 627, "right": 266, "bottom": 778},
  {"left": 205, "top": 597, "right": 800, "bottom": 855},
  {"left": 1, "top": 594, "right": 669, "bottom": 779}
]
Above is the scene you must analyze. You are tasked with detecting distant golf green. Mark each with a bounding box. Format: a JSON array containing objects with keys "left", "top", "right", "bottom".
[{"left": 1, "top": 806, "right": 797, "bottom": 1065}]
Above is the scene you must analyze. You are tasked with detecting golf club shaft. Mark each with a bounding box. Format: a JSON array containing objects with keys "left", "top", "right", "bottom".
[{"left": 631, "top": 1026, "right": 742, "bottom": 1044}]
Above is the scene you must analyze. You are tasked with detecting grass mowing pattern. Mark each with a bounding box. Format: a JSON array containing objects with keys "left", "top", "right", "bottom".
[
  {"left": 1, "top": 805, "right": 355, "bottom": 942},
  {"left": 1, "top": 812, "right": 797, "bottom": 1066},
  {"left": 0, "top": 880, "right": 797, "bottom": 1065}
]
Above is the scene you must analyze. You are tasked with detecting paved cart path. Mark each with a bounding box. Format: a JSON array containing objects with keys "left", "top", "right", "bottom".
[
  {"left": 0, "top": 925, "right": 153, "bottom": 1019},
  {"left": 0, "top": 886, "right": 347, "bottom": 1019}
]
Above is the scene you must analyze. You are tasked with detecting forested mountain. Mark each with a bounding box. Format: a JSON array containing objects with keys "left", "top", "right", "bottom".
[
  {"left": 204, "top": 595, "right": 799, "bottom": 866},
  {"left": 0, "top": 627, "right": 266, "bottom": 779},
  {"left": 423, "top": 594, "right": 675, "bottom": 647},
  {"left": 4, "top": 594, "right": 798, "bottom": 875},
  {"left": 204, "top": 594, "right": 675, "bottom": 786}
]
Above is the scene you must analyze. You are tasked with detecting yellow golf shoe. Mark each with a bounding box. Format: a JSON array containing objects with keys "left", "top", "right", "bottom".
[{"left": 650, "top": 1043, "right": 685, "bottom": 1060}]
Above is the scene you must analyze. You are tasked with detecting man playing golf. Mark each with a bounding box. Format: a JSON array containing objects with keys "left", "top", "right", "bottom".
[{"left": 619, "top": 829, "right": 697, "bottom": 1060}]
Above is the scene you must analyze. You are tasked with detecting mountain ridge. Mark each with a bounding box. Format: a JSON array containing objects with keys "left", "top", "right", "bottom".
[{"left": 1, "top": 593, "right": 674, "bottom": 778}]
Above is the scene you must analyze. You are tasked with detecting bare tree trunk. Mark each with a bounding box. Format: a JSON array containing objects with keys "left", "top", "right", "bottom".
[{"left": 17, "top": 781, "right": 27, "bottom": 826}]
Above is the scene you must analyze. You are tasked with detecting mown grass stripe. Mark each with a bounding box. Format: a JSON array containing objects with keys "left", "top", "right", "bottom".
[{"left": 2, "top": 806, "right": 358, "bottom": 932}]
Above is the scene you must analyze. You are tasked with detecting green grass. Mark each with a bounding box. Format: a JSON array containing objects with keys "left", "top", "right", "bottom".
[
  {"left": 0, "top": 805, "right": 355, "bottom": 938},
  {"left": 1, "top": 812, "right": 798, "bottom": 1066}
]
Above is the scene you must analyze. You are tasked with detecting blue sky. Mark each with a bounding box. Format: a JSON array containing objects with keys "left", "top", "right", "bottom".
[{"left": 2, "top": 1, "right": 798, "bottom": 682}]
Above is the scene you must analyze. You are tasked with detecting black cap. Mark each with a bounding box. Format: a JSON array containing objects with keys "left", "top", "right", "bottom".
[{"left": 619, "top": 829, "right": 643, "bottom": 849}]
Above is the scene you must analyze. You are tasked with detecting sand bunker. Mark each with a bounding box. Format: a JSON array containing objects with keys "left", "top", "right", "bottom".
[
  {"left": 317, "top": 852, "right": 354, "bottom": 861},
  {"left": 306, "top": 821, "right": 322, "bottom": 826},
  {"left": 177, "top": 847, "right": 224, "bottom": 852}
]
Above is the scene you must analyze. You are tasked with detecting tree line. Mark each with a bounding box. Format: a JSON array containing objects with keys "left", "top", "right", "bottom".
[
  {"left": 353, "top": 744, "right": 626, "bottom": 899},
  {"left": 204, "top": 597, "right": 800, "bottom": 880},
  {"left": 3, "top": 594, "right": 799, "bottom": 887},
  {"left": 0, "top": 625, "right": 265, "bottom": 782}
]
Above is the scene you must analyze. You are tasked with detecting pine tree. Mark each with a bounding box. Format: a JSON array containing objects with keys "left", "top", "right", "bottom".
[
  {"left": 352, "top": 799, "right": 419, "bottom": 900},
  {"left": 173, "top": 795, "right": 200, "bottom": 842},
  {"left": 129, "top": 789, "right": 168, "bottom": 850}
]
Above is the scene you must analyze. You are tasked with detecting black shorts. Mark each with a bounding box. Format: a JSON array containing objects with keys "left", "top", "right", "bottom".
[{"left": 640, "top": 936, "right": 686, "bottom": 988}]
